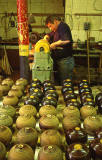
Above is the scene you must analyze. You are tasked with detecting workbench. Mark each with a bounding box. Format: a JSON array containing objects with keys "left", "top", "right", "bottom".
[
  {"left": 73, "top": 48, "right": 102, "bottom": 73},
  {"left": 0, "top": 41, "right": 102, "bottom": 83}
]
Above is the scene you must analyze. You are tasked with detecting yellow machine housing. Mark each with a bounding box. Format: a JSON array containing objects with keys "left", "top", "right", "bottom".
[{"left": 32, "top": 39, "right": 53, "bottom": 82}]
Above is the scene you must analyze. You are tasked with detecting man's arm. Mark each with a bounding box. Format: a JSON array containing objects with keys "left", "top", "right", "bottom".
[{"left": 50, "top": 40, "right": 70, "bottom": 49}]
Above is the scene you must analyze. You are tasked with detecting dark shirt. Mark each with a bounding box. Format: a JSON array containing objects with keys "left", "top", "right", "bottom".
[{"left": 48, "top": 22, "right": 73, "bottom": 60}]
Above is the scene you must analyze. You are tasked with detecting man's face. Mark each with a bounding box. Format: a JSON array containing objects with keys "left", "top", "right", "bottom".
[{"left": 47, "top": 20, "right": 57, "bottom": 32}]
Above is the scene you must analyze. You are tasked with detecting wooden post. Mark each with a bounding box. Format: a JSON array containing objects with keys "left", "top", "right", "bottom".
[
  {"left": 17, "top": 0, "right": 30, "bottom": 80},
  {"left": 87, "top": 30, "right": 90, "bottom": 84}
]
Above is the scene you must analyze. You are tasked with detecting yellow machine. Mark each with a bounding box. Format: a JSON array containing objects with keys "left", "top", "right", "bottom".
[{"left": 32, "top": 39, "right": 53, "bottom": 82}]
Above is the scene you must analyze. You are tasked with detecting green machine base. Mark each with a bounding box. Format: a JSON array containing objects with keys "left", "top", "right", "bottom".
[{"left": 32, "top": 51, "right": 53, "bottom": 82}]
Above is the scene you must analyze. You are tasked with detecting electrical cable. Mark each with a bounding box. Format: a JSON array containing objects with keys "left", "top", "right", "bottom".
[{"left": 65, "top": 13, "right": 73, "bottom": 30}]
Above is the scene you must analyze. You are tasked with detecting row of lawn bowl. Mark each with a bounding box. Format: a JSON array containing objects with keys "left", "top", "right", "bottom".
[{"left": 0, "top": 77, "right": 102, "bottom": 159}]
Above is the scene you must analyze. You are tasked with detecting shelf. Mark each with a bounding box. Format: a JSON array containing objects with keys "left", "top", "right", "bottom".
[
  {"left": 73, "top": 48, "right": 102, "bottom": 57},
  {"left": 73, "top": 54, "right": 100, "bottom": 57},
  {"left": 74, "top": 13, "right": 102, "bottom": 16},
  {"left": 0, "top": 41, "right": 18, "bottom": 46}
]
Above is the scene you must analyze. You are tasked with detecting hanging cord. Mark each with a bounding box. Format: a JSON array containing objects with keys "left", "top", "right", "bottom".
[
  {"left": 1, "top": 45, "right": 13, "bottom": 75},
  {"left": 65, "top": 0, "right": 73, "bottom": 30},
  {"left": 65, "top": 13, "right": 73, "bottom": 30}
]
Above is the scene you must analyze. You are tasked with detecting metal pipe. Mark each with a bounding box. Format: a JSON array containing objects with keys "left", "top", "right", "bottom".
[
  {"left": 74, "top": 13, "right": 102, "bottom": 16},
  {"left": 17, "top": 0, "right": 29, "bottom": 53}
]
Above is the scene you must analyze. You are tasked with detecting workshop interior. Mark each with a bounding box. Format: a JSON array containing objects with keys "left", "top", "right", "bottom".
[{"left": 0, "top": 0, "right": 102, "bottom": 160}]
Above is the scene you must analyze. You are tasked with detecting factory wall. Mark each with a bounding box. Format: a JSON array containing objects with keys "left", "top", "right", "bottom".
[
  {"left": 0, "top": 0, "right": 102, "bottom": 42},
  {"left": 0, "top": 0, "right": 64, "bottom": 40},
  {"left": 65, "top": 0, "right": 102, "bottom": 42}
]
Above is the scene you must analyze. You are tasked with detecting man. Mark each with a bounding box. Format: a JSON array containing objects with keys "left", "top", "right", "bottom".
[{"left": 44, "top": 15, "right": 75, "bottom": 85}]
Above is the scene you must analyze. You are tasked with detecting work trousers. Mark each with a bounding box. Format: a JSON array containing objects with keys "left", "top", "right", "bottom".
[{"left": 54, "top": 56, "right": 75, "bottom": 85}]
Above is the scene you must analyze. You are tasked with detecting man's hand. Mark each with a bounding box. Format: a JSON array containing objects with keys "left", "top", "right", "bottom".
[
  {"left": 43, "top": 35, "right": 50, "bottom": 41},
  {"left": 50, "top": 40, "right": 63, "bottom": 49},
  {"left": 50, "top": 43, "right": 57, "bottom": 49}
]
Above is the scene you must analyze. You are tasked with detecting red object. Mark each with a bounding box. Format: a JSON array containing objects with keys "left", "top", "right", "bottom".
[{"left": 17, "top": 0, "right": 29, "bottom": 45}]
